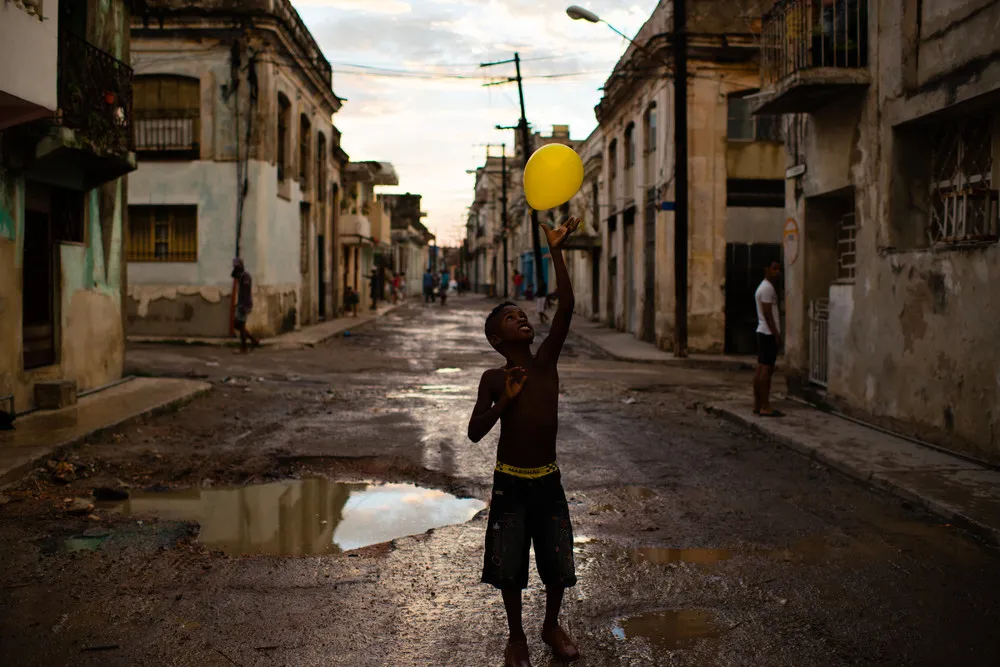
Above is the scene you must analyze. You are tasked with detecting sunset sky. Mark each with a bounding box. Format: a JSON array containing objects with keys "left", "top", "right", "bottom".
[{"left": 291, "top": 0, "right": 658, "bottom": 246}]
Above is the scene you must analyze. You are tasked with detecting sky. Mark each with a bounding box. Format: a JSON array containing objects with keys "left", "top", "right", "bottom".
[{"left": 290, "top": 0, "right": 659, "bottom": 246}]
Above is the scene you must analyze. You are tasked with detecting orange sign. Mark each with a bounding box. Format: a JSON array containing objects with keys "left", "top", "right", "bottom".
[{"left": 783, "top": 218, "right": 799, "bottom": 266}]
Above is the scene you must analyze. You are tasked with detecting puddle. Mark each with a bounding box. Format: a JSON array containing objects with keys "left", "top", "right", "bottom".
[
  {"left": 434, "top": 368, "right": 462, "bottom": 374},
  {"left": 106, "top": 479, "right": 485, "bottom": 556},
  {"left": 631, "top": 547, "right": 734, "bottom": 565},
  {"left": 612, "top": 610, "right": 720, "bottom": 651},
  {"left": 64, "top": 535, "right": 110, "bottom": 552},
  {"left": 418, "top": 384, "right": 464, "bottom": 393}
]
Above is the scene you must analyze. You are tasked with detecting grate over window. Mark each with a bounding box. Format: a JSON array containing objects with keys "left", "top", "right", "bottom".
[
  {"left": 928, "top": 113, "right": 998, "bottom": 245},
  {"left": 837, "top": 211, "right": 857, "bottom": 281},
  {"left": 128, "top": 205, "right": 197, "bottom": 262}
]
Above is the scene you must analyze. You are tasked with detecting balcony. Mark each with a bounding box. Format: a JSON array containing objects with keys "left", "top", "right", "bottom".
[
  {"left": 0, "top": 0, "right": 57, "bottom": 130},
  {"left": 21, "top": 29, "right": 136, "bottom": 189},
  {"left": 755, "top": 0, "right": 870, "bottom": 115},
  {"left": 136, "top": 109, "right": 199, "bottom": 159},
  {"left": 340, "top": 213, "right": 371, "bottom": 242}
]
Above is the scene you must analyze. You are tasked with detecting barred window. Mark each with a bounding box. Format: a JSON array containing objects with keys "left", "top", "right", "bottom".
[
  {"left": 837, "top": 211, "right": 857, "bottom": 281},
  {"left": 134, "top": 75, "right": 200, "bottom": 157},
  {"left": 128, "top": 205, "right": 197, "bottom": 262},
  {"left": 728, "top": 91, "right": 784, "bottom": 142},
  {"left": 928, "top": 113, "right": 998, "bottom": 245},
  {"left": 277, "top": 94, "right": 291, "bottom": 182}
]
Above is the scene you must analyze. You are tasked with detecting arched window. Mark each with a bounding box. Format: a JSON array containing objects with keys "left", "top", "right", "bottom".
[
  {"left": 299, "top": 114, "right": 311, "bottom": 189},
  {"left": 134, "top": 74, "right": 200, "bottom": 157},
  {"left": 316, "top": 132, "right": 327, "bottom": 200},
  {"left": 644, "top": 103, "right": 657, "bottom": 155},
  {"left": 624, "top": 122, "right": 636, "bottom": 170},
  {"left": 277, "top": 93, "right": 291, "bottom": 181},
  {"left": 608, "top": 139, "right": 618, "bottom": 205}
]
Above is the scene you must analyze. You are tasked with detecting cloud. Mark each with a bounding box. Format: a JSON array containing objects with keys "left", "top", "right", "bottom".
[{"left": 292, "top": 0, "right": 658, "bottom": 244}]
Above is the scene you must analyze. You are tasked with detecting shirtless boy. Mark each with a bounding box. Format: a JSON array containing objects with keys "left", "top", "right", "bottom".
[{"left": 468, "top": 217, "right": 582, "bottom": 667}]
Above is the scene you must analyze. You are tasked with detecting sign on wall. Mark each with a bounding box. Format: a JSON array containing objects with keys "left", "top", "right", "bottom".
[{"left": 783, "top": 218, "right": 800, "bottom": 266}]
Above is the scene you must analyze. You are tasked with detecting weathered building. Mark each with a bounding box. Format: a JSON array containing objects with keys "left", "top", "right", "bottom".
[
  {"left": 340, "top": 161, "right": 398, "bottom": 304},
  {"left": 1, "top": 0, "right": 142, "bottom": 411},
  {"left": 562, "top": 127, "right": 604, "bottom": 321},
  {"left": 595, "top": 0, "right": 783, "bottom": 352},
  {"left": 755, "top": 0, "right": 1000, "bottom": 460},
  {"left": 125, "top": 0, "right": 347, "bottom": 337},
  {"left": 382, "top": 192, "right": 434, "bottom": 297}
]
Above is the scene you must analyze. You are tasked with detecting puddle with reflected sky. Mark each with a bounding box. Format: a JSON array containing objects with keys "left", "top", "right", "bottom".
[
  {"left": 612, "top": 610, "right": 720, "bottom": 651},
  {"left": 105, "top": 479, "right": 485, "bottom": 556}
]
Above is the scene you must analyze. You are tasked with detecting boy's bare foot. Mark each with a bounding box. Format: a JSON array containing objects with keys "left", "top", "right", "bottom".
[
  {"left": 504, "top": 639, "right": 532, "bottom": 667},
  {"left": 542, "top": 625, "right": 580, "bottom": 662}
]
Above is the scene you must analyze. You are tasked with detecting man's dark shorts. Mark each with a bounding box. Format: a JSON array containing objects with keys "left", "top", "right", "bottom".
[
  {"left": 757, "top": 332, "right": 778, "bottom": 366},
  {"left": 482, "top": 469, "right": 577, "bottom": 590}
]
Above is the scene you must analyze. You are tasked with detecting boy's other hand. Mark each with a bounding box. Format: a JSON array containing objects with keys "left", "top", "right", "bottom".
[
  {"left": 504, "top": 366, "right": 527, "bottom": 399},
  {"left": 541, "top": 217, "right": 581, "bottom": 249}
]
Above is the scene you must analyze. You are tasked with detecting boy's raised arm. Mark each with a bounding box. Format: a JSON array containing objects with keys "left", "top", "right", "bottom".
[{"left": 537, "top": 217, "right": 580, "bottom": 365}]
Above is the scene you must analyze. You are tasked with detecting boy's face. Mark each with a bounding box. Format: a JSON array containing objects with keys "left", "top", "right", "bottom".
[{"left": 489, "top": 306, "right": 534, "bottom": 348}]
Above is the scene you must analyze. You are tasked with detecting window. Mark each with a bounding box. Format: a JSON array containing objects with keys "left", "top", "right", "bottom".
[
  {"left": 608, "top": 139, "right": 618, "bottom": 205},
  {"left": 128, "top": 205, "right": 197, "bottom": 262},
  {"left": 624, "top": 123, "right": 636, "bottom": 169},
  {"left": 837, "top": 211, "right": 857, "bottom": 282},
  {"left": 928, "top": 113, "right": 997, "bottom": 245},
  {"left": 644, "top": 104, "right": 657, "bottom": 154},
  {"left": 299, "top": 114, "right": 311, "bottom": 190},
  {"left": 134, "top": 75, "right": 200, "bottom": 157},
  {"left": 728, "top": 91, "right": 783, "bottom": 142},
  {"left": 277, "top": 94, "right": 290, "bottom": 182},
  {"left": 316, "top": 132, "right": 327, "bottom": 201}
]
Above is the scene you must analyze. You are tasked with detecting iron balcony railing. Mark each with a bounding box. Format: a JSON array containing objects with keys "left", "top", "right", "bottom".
[
  {"left": 135, "top": 109, "right": 199, "bottom": 155},
  {"left": 761, "top": 0, "right": 869, "bottom": 87},
  {"left": 57, "top": 29, "right": 135, "bottom": 155}
]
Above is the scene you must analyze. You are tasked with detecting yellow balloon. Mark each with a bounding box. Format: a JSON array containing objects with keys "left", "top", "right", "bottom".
[{"left": 522, "top": 143, "right": 584, "bottom": 211}]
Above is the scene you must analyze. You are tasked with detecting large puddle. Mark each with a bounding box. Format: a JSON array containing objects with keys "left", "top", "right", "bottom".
[
  {"left": 105, "top": 479, "right": 485, "bottom": 556},
  {"left": 612, "top": 610, "right": 720, "bottom": 651}
]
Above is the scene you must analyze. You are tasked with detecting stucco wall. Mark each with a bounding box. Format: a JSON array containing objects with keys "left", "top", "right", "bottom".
[
  {"left": 781, "top": 0, "right": 1000, "bottom": 459},
  {"left": 0, "top": 1, "right": 58, "bottom": 120}
]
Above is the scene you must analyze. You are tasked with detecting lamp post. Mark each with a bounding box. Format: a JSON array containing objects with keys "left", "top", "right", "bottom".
[{"left": 566, "top": 4, "right": 689, "bottom": 358}]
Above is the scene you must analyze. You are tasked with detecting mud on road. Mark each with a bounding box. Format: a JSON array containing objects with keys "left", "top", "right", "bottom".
[{"left": 1, "top": 297, "right": 999, "bottom": 666}]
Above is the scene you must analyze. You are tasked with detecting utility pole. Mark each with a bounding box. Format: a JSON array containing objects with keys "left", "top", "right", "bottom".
[
  {"left": 501, "top": 143, "right": 509, "bottom": 298},
  {"left": 673, "top": 0, "right": 689, "bottom": 358},
  {"left": 481, "top": 52, "right": 545, "bottom": 298}
]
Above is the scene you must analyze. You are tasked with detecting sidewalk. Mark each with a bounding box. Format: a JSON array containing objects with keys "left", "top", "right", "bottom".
[
  {"left": 0, "top": 377, "right": 211, "bottom": 486},
  {"left": 568, "top": 317, "right": 756, "bottom": 371},
  {"left": 707, "top": 398, "right": 1000, "bottom": 546},
  {"left": 128, "top": 301, "right": 402, "bottom": 349}
]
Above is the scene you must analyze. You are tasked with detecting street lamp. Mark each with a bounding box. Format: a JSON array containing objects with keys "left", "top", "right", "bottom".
[
  {"left": 566, "top": 5, "right": 635, "bottom": 43},
  {"left": 565, "top": 3, "right": 689, "bottom": 357}
]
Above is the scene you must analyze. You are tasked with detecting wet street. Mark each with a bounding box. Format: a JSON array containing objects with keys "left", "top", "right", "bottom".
[{"left": 1, "top": 296, "right": 999, "bottom": 666}]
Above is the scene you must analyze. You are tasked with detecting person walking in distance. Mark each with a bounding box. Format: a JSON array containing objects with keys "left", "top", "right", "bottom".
[
  {"left": 231, "top": 258, "right": 259, "bottom": 354},
  {"left": 753, "top": 260, "right": 783, "bottom": 417},
  {"left": 513, "top": 269, "right": 524, "bottom": 299},
  {"left": 423, "top": 267, "right": 434, "bottom": 304},
  {"left": 439, "top": 267, "right": 450, "bottom": 306},
  {"left": 468, "top": 217, "right": 583, "bottom": 667}
]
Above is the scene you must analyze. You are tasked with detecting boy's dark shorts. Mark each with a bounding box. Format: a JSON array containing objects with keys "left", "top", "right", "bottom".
[
  {"left": 482, "top": 468, "right": 577, "bottom": 590},
  {"left": 757, "top": 333, "right": 778, "bottom": 366}
]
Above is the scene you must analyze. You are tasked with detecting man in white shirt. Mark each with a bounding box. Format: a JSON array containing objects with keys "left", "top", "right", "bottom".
[{"left": 753, "top": 260, "right": 783, "bottom": 417}]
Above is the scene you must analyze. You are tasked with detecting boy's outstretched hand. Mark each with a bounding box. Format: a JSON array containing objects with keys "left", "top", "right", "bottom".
[
  {"left": 504, "top": 366, "right": 527, "bottom": 399},
  {"left": 541, "top": 217, "right": 581, "bottom": 249}
]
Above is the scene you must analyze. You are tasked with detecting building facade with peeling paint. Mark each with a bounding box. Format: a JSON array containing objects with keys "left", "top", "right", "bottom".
[
  {"left": 0, "top": 0, "right": 142, "bottom": 412},
  {"left": 382, "top": 193, "right": 435, "bottom": 298},
  {"left": 597, "top": 0, "right": 784, "bottom": 354},
  {"left": 755, "top": 0, "right": 1000, "bottom": 461},
  {"left": 340, "top": 161, "right": 398, "bottom": 305},
  {"left": 125, "top": 0, "right": 347, "bottom": 338}
]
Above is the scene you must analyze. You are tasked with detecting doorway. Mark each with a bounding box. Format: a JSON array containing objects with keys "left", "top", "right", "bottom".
[
  {"left": 623, "top": 209, "right": 635, "bottom": 332},
  {"left": 591, "top": 248, "right": 601, "bottom": 318},
  {"left": 724, "top": 243, "right": 783, "bottom": 355},
  {"left": 23, "top": 183, "right": 56, "bottom": 369},
  {"left": 317, "top": 234, "right": 326, "bottom": 320},
  {"left": 642, "top": 191, "right": 656, "bottom": 342}
]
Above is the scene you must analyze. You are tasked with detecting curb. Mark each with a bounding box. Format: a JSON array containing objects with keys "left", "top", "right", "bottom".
[
  {"left": 706, "top": 404, "right": 1000, "bottom": 547},
  {"left": 0, "top": 381, "right": 213, "bottom": 488},
  {"left": 569, "top": 331, "right": 755, "bottom": 371}
]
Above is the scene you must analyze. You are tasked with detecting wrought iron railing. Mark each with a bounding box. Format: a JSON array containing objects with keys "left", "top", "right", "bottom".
[
  {"left": 761, "top": 0, "right": 869, "bottom": 87},
  {"left": 808, "top": 297, "right": 829, "bottom": 387},
  {"left": 135, "top": 109, "right": 199, "bottom": 155},
  {"left": 57, "top": 29, "right": 134, "bottom": 155}
]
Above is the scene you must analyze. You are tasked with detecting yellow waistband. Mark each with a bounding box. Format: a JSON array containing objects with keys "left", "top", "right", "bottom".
[{"left": 494, "top": 461, "right": 559, "bottom": 479}]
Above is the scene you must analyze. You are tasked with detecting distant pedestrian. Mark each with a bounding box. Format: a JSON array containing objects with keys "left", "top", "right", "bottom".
[
  {"left": 513, "top": 270, "right": 524, "bottom": 299},
  {"left": 753, "top": 260, "right": 783, "bottom": 417},
  {"left": 391, "top": 272, "right": 401, "bottom": 305},
  {"left": 399, "top": 272, "right": 407, "bottom": 300},
  {"left": 524, "top": 283, "right": 534, "bottom": 301},
  {"left": 535, "top": 289, "right": 549, "bottom": 325},
  {"left": 423, "top": 268, "right": 434, "bottom": 303},
  {"left": 440, "top": 268, "right": 450, "bottom": 306},
  {"left": 231, "top": 258, "right": 259, "bottom": 354},
  {"left": 344, "top": 285, "right": 359, "bottom": 317}
]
